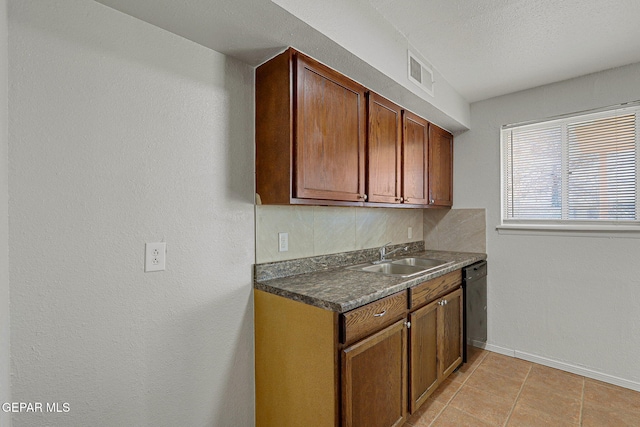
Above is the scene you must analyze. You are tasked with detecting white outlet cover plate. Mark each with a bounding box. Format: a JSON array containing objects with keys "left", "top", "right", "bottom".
[
  {"left": 278, "top": 232, "right": 288, "bottom": 252},
  {"left": 145, "top": 242, "right": 166, "bottom": 272}
]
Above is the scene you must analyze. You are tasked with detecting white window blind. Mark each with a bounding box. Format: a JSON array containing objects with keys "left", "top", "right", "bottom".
[{"left": 502, "top": 104, "right": 640, "bottom": 227}]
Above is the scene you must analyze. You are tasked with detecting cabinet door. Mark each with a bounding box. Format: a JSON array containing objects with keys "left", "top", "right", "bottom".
[
  {"left": 402, "top": 112, "right": 429, "bottom": 205},
  {"left": 367, "top": 93, "right": 402, "bottom": 203},
  {"left": 295, "top": 53, "right": 366, "bottom": 202},
  {"left": 438, "top": 288, "right": 463, "bottom": 378},
  {"left": 342, "top": 319, "right": 407, "bottom": 427},
  {"left": 408, "top": 299, "right": 438, "bottom": 413},
  {"left": 428, "top": 125, "right": 453, "bottom": 207}
]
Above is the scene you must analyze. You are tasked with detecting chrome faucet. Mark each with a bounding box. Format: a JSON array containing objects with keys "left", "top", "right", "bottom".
[{"left": 376, "top": 242, "right": 409, "bottom": 263}]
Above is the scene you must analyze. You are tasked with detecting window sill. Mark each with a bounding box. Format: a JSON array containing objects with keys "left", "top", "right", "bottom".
[{"left": 496, "top": 224, "right": 640, "bottom": 238}]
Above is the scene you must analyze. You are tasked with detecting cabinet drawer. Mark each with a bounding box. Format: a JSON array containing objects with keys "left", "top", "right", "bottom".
[
  {"left": 341, "top": 291, "right": 407, "bottom": 346},
  {"left": 410, "top": 270, "right": 462, "bottom": 309}
]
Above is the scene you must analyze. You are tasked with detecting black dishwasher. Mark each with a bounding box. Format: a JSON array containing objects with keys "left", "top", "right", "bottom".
[{"left": 462, "top": 260, "right": 487, "bottom": 362}]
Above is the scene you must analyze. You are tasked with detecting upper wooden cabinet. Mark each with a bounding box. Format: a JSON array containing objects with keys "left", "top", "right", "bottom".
[
  {"left": 367, "top": 95, "right": 430, "bottom": 206},
  {"left": 256, "top": 48, "right": 366, "bottom": 205},
  {"left": 255, "top": 47, "right": 453, "bottom": 208},
  {"left": 296, "top": 53, "right": 367, "bottom": 202},
  {"left": 428, "top": 125, "right": 454, "bottom": 207},
  {"left": 367, "top": 93, "right": 402, "bottom": 204},
  {"left": 402, "top": 111, "right": 430, "bottom": 205}
]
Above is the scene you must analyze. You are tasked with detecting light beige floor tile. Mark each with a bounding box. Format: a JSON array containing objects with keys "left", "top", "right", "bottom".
[
  {"left": 583, "top": 378, "right": 640, "bottom": 413},
  {"left": 507, "top": 401, "right": 579, "bottom": 427},
  {"left": 431, "top": 406, "right": 493, "bottom": 427},
  {"left": 449, "top": 384, "right": 515, "bottom": 426},
  {"left": 404, "top": 398, "right": 446, "bottom": 427},
  {"left": 524, "top": 364, "right": 584, "bottom": 400},
  {"left": 429, "top": 378, "right": 463, "bottom": 404},
  {"left": 476, "top": 352, "right": 532, "bottom": 382},
  {"left": 582, "top": 401, "right": 640, "bottom": 427},
  {"left": 405, "top": 351, "right": 640, "bottom": 427},
  {"left": 517, "top": 382, "right": 581, "bottom": 422},
  {"left": 464, "top": 365, "right": 524, "bottom": 401},
  {"left": 448, "top": 347, "right": 488, "bottom": 383}
]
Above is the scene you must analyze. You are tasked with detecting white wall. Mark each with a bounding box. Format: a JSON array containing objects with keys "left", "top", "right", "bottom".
[
  {"left": 8, "top": 1, "right": 255, "bottom": 426},
  {"left": 270, "top": 0, "right": 470, "bottom": 132},
  {"left": 0, "top": 0, "right": 10, "bottom": 425},
  {"left": 455, "top": 62, "right": 640, "bottom": 389}
]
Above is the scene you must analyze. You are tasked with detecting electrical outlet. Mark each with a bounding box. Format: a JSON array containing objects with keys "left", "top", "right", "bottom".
[
  {"left": 278, "top": 232, "right": 289, "bottom": 252},
  {"left": 408, "top": 227, "right": 413, "bottom": 239},
  {"left": 145, "top": 242, "right": 166, "bottom": 272}
]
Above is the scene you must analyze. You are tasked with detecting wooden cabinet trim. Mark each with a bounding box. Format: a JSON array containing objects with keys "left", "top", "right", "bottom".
[
  {"left": 408, "top": 299, "right": 439, "bottom": 412},
  {"left": 255, "top": 290, "right": 339, "bottom": 427},
  {"left": 402, "top": 111, "right": 430, "bottom": 205},
  {"left": 255, "top": 47, "right": 454, "bottom": 208},
  {"left": 294, "top": 51, "right": 366, "bottom": 203},
  {"left": 408, "top": 284, "right": 463, "bottom": 416},
  {"left": 410, "top": 270, "right": 462, "bottom": 309},
  {"left": 342, "top": 319, "right": 407, "bottom": 427},
  {"left": 428, "top": 124, "right": 454, "bottom": 207},
  {"left": 367, "top": 92, "right": 402, "bottom": 204},
  {"left": 255, "top": 49, "right": 294, "bottom": 205},
  {"left": 341, "top": 290, "right": 407, "bottom": 346},
  {"left": 437, "top": 288, "right": 463, "bottom": 378}
]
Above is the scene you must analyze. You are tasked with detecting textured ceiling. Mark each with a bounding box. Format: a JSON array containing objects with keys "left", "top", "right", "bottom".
[
  {"left": 93, "top": 0, "right": 640, "bottom": 104},
  {"left": 367, "top": 0, "right": 640, "bottom": 101}
]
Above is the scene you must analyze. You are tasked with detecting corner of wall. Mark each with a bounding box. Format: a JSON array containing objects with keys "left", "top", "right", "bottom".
[
  {"left": 423, "top": 208, "right": 486, "bottom": 253},
  {"left": 0, "top": 0, "right": 10, "bottom": 424}
]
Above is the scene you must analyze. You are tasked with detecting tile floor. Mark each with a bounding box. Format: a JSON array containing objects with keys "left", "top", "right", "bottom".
[{"left": 403, "top": 347, "right": 640, "bottom": 427}]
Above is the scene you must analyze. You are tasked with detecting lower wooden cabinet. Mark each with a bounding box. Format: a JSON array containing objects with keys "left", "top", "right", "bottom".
[
  {"left": 438, "top": 288, "right": 463, "bottom": 379},
  {"left": 409, "top": 299, "right": 438, "bottom": 412},
  {"left": 408, "top": 287, "right": 463, "bottom": 412},
  {"left": 342, "top": 319, "right": 407, "bottom": 427},
  {"left": 255, "top": 270, "right": 463, "bottom": 427}
]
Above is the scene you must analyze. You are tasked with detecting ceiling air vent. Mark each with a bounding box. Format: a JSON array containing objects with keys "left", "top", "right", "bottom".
[{"left": 408, "top": 50, "right": 434, "bottom": 96}]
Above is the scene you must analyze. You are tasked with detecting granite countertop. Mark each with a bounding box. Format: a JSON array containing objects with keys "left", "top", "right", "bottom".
[{"left": 254, "top": 248, "right": 486, "bottom": 313}]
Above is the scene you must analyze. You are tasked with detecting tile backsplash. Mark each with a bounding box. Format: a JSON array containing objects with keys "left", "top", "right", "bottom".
[
  {"left": 423, "top": 208, "right": 486, "bottom": 253},
  {"left": 256, "top": 206, "right": 424, "bottom": 263}
]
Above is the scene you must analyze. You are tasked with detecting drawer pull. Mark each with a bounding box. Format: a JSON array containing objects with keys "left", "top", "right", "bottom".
[{"left": 373, "top": 310, "right": 387, "bottom": 317}]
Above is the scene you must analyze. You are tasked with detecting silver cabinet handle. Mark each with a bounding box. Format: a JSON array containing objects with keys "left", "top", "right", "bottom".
[
  {"left": 404, "top": 321, "right": 411, "bottom": 328},
  {"left": 373, "top": 310, "right": 386, "bottom": 317},
  {"left": 359, "top": 194, "right": 368, "bottom": 201},
  {"left": 430, "top": 199, "right": 435, "bottom": 204}
]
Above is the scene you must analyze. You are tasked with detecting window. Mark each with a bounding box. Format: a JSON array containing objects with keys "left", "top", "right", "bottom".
[{"left": 501, "top": 103, "right": 640, "bottom": 230}]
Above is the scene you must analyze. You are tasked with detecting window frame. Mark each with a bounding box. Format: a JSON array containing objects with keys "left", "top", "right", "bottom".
[{"left": 498, "top": 102, "right": 640, "bottom": 235}]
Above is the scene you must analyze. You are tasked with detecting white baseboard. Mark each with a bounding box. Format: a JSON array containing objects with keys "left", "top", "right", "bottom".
[
  {"left": 469, "top": 340, "right": 513, "bottom": 356},
  {"left": 469, "top": 342, "right": 640, "bottom": 392},
  {"left": 515, "top": 350, "right": 640, "bottom": 392}
]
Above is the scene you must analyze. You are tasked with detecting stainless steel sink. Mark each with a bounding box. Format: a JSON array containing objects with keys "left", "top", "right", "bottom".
[
  {"left": 358, "top": 263, "right": 427, "bottom": 277},
  {"left": 391, "top": 258, "right": 449, "bottom": 268},
  {"left": 346, "top": 257, "right": 452, "bottom": 277}
]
